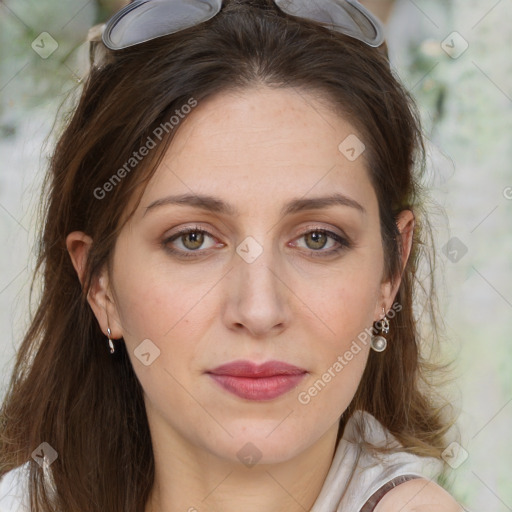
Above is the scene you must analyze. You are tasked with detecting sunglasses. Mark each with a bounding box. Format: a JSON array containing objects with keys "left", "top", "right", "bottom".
[{"left": 101, "top": 0, "right": 385, "bottom": 50}]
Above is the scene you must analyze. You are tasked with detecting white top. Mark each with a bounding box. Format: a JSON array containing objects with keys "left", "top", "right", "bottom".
[
  {"left": 311, "top": 410, "right": 444, "bottom": 510},
  {"left": 0, "top": 463, "right": 29, "bottom": 512},
  {"left": 0, "top": 411, "right": 443, "bottom": 512}
]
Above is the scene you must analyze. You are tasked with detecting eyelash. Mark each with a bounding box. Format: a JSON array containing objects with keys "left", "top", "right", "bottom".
[{"left": 162, "top": 225, "right": 351, "bottom": 260}]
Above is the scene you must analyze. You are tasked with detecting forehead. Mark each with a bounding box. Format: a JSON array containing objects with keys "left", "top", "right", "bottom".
[{"left": 133, "top": 86, "right": 377, "bottom": 221}]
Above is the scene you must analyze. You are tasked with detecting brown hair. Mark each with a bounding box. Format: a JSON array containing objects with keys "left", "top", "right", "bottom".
[{"left": 0, "top": 1, "right": 457, "bottom": 510}]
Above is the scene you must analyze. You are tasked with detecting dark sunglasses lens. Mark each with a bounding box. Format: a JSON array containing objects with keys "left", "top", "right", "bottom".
[
  {"left": 103, "top": 0, "right": 222, "bottom": 50},
  {"left": 275, "top": 0, "right": 383, "bottom": 47}
]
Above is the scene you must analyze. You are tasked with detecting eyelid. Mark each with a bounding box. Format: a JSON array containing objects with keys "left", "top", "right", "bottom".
[
  {"left": 163, "top": 225, "right": 220, "bottom": 252},
  {"left": 289, "top": 227, "right": 351, "bottom": 253},
  {"left": 162, "top": 223, "right": 351, "bottom": 258}
]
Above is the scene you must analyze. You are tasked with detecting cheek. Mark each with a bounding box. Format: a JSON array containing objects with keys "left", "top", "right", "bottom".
[
  {"left": 111, "top": 241, "right": 203, "bottom": 340},
  {"left": 311, "top": 258, "right": 383, "bottom": 341},
  {"left": 298, "top": 252, "right": 382, "bottom": 403},
  {"left": 110, "top": 252, "right": 218, "bottom": 401},
  {"left": 295, "top": 279, "right": 376, "bottom": 422},
  {"left": 310, "top": 281, "right": 375, "bottom": 376},
  {"left": 110, "top": 263, "right": 206, "bottom": 413}
]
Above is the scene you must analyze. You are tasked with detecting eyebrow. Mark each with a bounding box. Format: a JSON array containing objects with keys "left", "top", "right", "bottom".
[{"left": 143, "top": 192, "right": 366, "bottom": 218}]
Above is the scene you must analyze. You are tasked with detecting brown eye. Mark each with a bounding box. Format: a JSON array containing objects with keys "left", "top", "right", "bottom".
[
  {"left": 162, "top": 227, "right": 218, "bottom": 259},
  {"left": 304, "top": 231, "right": 329, "bottom": 250},
  {"left": 293, "top": 228, "right": 351, "bottom": 258},
  {"left": 180, "top": 231, "right": 205, "bottom": 251}
]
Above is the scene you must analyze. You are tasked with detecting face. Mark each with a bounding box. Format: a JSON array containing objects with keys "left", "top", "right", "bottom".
[{"left": 73, "top": 86, "right": 408, "bottom": 465}]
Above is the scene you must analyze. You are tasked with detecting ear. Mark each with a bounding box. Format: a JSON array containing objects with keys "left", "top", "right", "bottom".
[
  {"left": 375, "top": 209, "right": 415, "bottom": 319},
  {"left": 66, "top": 231, "right": 124, "bottom": 339}
]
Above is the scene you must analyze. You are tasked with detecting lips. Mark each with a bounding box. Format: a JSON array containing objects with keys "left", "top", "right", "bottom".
[{"left": 206, "top": 360, "right": 307, "bottom": 401}]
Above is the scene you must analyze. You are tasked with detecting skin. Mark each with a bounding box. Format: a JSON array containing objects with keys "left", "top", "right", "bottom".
[{"left": 67, "top": 86, "right": 458, "bottom": 511}]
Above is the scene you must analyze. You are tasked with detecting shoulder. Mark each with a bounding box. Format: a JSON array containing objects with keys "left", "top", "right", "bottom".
[
  {"left": 338, "top": 412, "right": 452, "bottom": 511},
  {"left": 374, "top": 478, "right": 464, "bottom": 512}
]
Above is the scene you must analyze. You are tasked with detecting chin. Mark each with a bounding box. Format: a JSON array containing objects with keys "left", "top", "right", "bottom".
[{"left": 205, "top": 425, "right": 311, "bottom": 465}]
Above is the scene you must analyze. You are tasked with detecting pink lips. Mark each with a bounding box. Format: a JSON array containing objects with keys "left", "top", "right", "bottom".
[{"left": 206, "top": 360, "right": 307, "bottom": 401}]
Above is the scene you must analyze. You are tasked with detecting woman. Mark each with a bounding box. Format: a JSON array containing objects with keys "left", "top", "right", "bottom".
[{"left": 0, "top": 1, "right": 463, "bottom": 510}]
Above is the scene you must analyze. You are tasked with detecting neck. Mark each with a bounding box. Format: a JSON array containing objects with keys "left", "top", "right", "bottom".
[{"left": 144, "top": 421, "right": 340, "bottom": 512}]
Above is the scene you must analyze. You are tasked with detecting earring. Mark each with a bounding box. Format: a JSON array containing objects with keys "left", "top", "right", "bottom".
[
  {"left": 107, "top": 327, "right": 115, "bottom": 354},
  {"left": 371, "top": 307, "right": 389, "bottom": 352}
]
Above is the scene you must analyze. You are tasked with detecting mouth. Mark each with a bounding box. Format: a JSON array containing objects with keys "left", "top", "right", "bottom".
[{"left": 206, "top": 360, "right": 307, "bottom": 401}]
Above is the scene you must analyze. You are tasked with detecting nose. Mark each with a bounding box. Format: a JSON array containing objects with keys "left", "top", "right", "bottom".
[{"left": 222, "top": 239, "right": 291, "bottom": 339}]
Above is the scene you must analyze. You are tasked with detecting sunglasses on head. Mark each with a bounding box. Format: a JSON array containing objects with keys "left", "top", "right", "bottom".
[{"left": 101, "top": 0, "right": 385, "bottom": 50}]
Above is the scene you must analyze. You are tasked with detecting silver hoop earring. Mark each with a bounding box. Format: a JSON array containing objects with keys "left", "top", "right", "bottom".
[
  {"left": 107, "top": 327, "right": 115, "bottom": 354},
  {"left": 371, "top": 307, "right": 389, "bottom": 352}
]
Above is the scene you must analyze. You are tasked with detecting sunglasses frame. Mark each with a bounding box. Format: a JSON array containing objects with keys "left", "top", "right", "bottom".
[{"left": 101, "top": 0, "right": 385, "bottom": 50}]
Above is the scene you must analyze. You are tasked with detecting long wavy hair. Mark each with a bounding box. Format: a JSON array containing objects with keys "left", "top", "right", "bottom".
[{"left": 0, "top": 1, "right": 457, "bottom": 510}]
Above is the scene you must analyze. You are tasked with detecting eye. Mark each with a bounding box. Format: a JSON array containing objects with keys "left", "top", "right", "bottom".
[
  {"left": 162, "top": 226, "right": 351, "bottom": 260},
  {"left": 162, "top": 226, "right": 219, "bottom": 258},
  {"left": 292, "top": 228, "right": 350, "bottom": 257}
]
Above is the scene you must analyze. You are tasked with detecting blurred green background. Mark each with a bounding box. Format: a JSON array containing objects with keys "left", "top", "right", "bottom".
[{"left": 1, "top": 1, "right": 511, "bottom": 510}]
